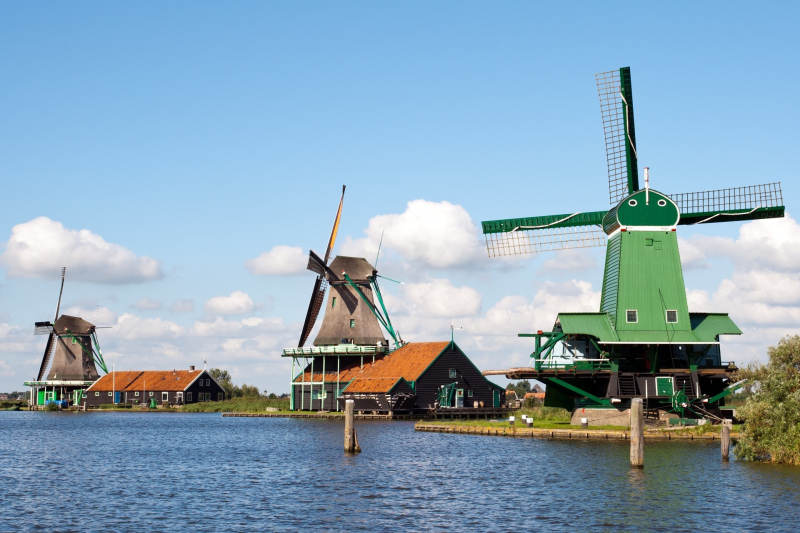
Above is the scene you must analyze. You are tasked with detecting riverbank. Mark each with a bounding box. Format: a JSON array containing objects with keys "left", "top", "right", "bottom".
[{"left": 415, "top": 421, "right": 742, "bottom": 440}]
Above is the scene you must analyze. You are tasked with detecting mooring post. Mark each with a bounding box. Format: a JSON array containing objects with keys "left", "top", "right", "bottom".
[
  {"left": 509, "top": 416, "right": 515, "bottom": 427},
  {"left": 721, "top": 419, "right": 731, "bottom": 461},
  {"left": 630, "top": 398, "right": 644, "bottom": 468},
  {"left": 344, "top": 399, "right": 360, "bottom": 453}
]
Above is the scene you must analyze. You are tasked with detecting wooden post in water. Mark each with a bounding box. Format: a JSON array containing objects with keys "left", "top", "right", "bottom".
[
  {"left": 721, "top": 419, "right": 731, "bottom": 461},
  {"left": 344, "top": 399, "right": 360, "bottom": 453},
  {"left": 630, "top": 398, "right": 644, "bottom": 468}
]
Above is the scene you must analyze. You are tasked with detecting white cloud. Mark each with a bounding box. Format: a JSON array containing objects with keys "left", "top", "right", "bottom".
[
  {"left": 677, "top": 237, "right": 709, "bottom": 271},
  {"left": 169, "top": 299, "right": 195, "bottom": 313},
  {"left": 682, "top": 214, "right": 800, "bottom": 360},
  {"left": 0, "top": 359, "right": 14, "bottom": 378},
  {"left": 538, "top": 249, "right": 599, "bottom": 274},
  {"left": 0, "top": 217, "right": 163, "bottom": 284},
  {"left": 62, "top": 306, "right": 119, "bottom": 325},
  {"left": 245, "top": 245, "right": 307, "bottom": 276},
  {"left": 340, "top": 199, "right": 486, "bottom": 270},
  {"left": 204, "top": 291, "right": 255, "bottom": 315},
  {"left": 399, "top": 278, "right": 482, "bottom": 318},
  {"left": 131, "top": 297, "right": 163, "bottom": 310},
  {"left": 114, "top": 313, "right": 182, "bottom": 340}
]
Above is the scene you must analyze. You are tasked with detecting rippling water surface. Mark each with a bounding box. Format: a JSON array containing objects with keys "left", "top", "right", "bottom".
[{"left": 2, "top": 412, "right": 799, "bottom": 532}]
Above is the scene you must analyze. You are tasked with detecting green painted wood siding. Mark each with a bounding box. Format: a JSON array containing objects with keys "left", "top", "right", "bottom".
[
  {"left": 600, "top": 233, "right": 622, "bottom": 327},
  {"left": 613, "top": 230, "right": 691, "bottom": 334}
]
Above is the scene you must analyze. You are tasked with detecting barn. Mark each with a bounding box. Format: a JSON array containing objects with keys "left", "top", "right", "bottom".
[
  {"left": 84, "top": 367, "right": 224, "bottom": 407},
  {"left": 340, "top": 341, "right": 505, "bottom": 413}
]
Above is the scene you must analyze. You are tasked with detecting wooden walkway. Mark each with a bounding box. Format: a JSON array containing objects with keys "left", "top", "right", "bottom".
[{"left": 415, "top": 424, "right": 738, "bottom": 441}]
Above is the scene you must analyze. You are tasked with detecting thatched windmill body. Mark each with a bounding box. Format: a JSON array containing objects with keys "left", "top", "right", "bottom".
[
  {"left": 283, "top": 186, "right": 403, "bottom": 411},
  {"left": 24, "top": 268, "right": 108, "bottom": 407}
]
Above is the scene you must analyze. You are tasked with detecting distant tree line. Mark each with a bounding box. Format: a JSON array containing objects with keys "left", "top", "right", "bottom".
[{"left": 208, "top": 368, "right": 288, "bottom": 400}]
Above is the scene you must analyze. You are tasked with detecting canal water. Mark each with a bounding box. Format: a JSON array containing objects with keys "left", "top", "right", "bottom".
[{"left": 2, "top": 412, "right": 799, "bottom": 532}]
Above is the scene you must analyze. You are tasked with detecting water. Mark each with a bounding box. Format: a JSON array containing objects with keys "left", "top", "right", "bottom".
[{"left": 2, "top": 412, "right": 799, "bottom": 532}]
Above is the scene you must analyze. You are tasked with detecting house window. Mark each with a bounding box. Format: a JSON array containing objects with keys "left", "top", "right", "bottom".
[
  {"left": 666, "top": 310, "right": 678, "bottom": 323},
  {"left": 350, "top": 319, "right": 355, "bottom": 328},
  {"left": 468, "top": 390, "right": 474, "bottom": 397},
  {"left": 626, "top": 310, "right": 638, "bottom": 323},
  {"left": 149, "top": 392, "right": 154, "bottom": 397},
  {"left": 96, "top": 392, "right": 100, "bottom": 397},
  {"left": 187, "top": 392, "right": 192, "bottom": 402},
  {"left": 449, "top": 369, "right": 457, "bottom": 379},
  {"left": 162, "top": 392, "right": 169, "bottom": 401},
  {"left": 206, "top": 379, "right": 210, "bottom": 386},
  {"left": 332, "top": 297, "right": 337, "bottom": 308},
  {"left": 108, "top": 392, "right": 112, "bottom": 396},
  {"left": 135, "top": 392, "right": 139, "bottom": 397},
  {"left": 218, "top": 393, "right": 223, "bottom": 401}
]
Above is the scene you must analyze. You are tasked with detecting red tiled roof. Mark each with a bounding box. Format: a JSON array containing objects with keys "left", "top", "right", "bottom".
[
  {"left": 87, "top": 370, "right": 206, "bottom": 392},
  {"left": 293, "top": 358, "right": 379, "bottom": 383},
  {"left": 524, "top": 392, "right": 545, "bottom": 399},
  {"left": 353, "top": 341, "right": 450, "bottom": 382},
  {"left": 343, "top": 377, "right": 405, "bottom": 393}
]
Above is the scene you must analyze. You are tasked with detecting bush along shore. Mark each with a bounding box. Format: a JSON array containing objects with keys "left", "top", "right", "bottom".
[{"left": 182, "top": 397, "right": 290, "bottom": 413}]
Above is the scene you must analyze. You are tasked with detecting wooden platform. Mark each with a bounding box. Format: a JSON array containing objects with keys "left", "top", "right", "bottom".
[{"left": 222, "top": 407, "right": 515, "bottom": 420}]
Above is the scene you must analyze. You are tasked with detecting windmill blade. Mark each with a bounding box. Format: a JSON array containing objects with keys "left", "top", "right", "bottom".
[
  {"left": 34, "top": 321, "right": 53, "bottom": 335},
  {"left": 307, "top": 250, "right": 337, "bottom": 279},
  {"left": 596, "top": 67, "right": 639, "bottom": 205},
  {"left": 482, "top": 211, "right": 608, "bottom": 258},
  {"left": 54, "top": 267, "right": 66, "bottom": 321},
  {"left": 323, "top": 185, "right": 346, "bottom": 265},
  {"left": 298, "top": 277, "right": 327, "bottom": 348},
  {"left": 36, "top": 331, "right": 56, "bottom": 381},
  {"left": 58, "top": 335, "right": 77, "bottom": 364},
  {"left": 671, "top": 182, "right": 785, "bottom": 225}
]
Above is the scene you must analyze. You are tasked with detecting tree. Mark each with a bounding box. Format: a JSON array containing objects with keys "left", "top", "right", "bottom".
[
  {"left": 735, "top": 335, "right": 800, "bottom": 464},
  {"left": 208, "top": 368, "right": 236, "bottom": 399},
  {"left": 508, "top": 380, "right": 532, "bottom": 397}
]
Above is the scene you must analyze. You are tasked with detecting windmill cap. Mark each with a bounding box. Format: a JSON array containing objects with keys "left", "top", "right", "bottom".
[{"left": 602, "top": 189, "right": 679, "bottom": 234}]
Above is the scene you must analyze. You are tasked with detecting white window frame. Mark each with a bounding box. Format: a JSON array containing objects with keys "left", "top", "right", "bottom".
[
  {"left": 149, "top": 392, "right": 154, "bottom": 397},
  {"left": 206, "top": 379, "right": 210, "bottom": 386},
  {"left": 217, "top": 393, "right": 223, "bottom": 401},
  {"left": 186, "top": 392, "right": 192, "bottom": 402},
  {"left": 135, "top": 392, "right": 139, "bottom": 397},
  {"left": 162, "top": 392, "right": 169, "bottom": 402},
  {"left": 666, "top": 310, "right": 678, "bottom": 323},
  {"left": 449, "top": 369, "right": 457, "bottom": 379},
  {"left": 626, "top": 310, "right": 638, "bottom": 323}
]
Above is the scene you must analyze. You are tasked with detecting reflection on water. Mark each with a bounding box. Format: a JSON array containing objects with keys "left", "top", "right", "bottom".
[{"left": 2, "top": 412, "right": 799, "bottom": 532}]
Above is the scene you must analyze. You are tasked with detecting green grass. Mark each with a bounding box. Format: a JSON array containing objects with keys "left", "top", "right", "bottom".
[{"left": 181, "top": 397, "right": 290, "bottom": 413}]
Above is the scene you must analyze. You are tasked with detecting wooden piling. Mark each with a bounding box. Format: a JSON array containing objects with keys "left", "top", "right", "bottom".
[
  {"left": 630, "top": 398, "right": 644, "bottom": 468},
  {"left": 721, "top": 420, "right": 731, "bottom": 461},
  {"left": 344, "top": 399, "right": 360, "bottom": 453}
]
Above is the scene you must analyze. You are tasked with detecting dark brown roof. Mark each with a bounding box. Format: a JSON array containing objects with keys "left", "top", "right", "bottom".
[
  {"left": 343, "top": 377, "right": 405, "bottom": 393},
  {"left": 54, "top": 315, "right": 95, "bottom": 335},
  {"left": 87, "top": 370, "right": 207, "bottom": 392},
  {"left": 353, "top": 341, "right": 450, "bottom": 382}
]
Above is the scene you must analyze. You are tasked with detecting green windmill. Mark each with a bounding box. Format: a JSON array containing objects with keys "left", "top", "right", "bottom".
[{"left": 482, "top": 67, "right": 785, "bottom": 421}]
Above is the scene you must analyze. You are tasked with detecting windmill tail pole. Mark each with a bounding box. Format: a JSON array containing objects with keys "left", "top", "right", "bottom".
[{"left": 644, "top": 167, "right": 650, "bottom": 205}]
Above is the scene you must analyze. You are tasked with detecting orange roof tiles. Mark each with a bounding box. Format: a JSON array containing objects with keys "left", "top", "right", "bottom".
[
  {"left": 293, "top": 358, "right": 379, "bottom": 383},
  {"left": 88, "top": 370, "right": 206, "bottom": 392},
  {"left": 353, "top": 341, "right": 449, "bottom": 382},
  {"left": 344, "top": 377, "right": 405, "bottom": 393}
]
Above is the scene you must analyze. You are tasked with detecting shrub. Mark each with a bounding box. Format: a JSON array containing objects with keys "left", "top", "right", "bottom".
[{"left": 735, "top": 335, "right": 800, "bottom": 464}]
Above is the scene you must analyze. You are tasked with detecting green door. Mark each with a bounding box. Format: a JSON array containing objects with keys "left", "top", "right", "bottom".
[
  {"left": 493, "top": 390, "right": 500, "bottom": 408},
  {"left": 656, "top": 377, "right": 674, "bottom": 396}
]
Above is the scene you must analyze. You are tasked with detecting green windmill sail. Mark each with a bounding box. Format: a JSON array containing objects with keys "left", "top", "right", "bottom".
[{"left": 482, "top": 67, "right": 785, "bottom": 419}]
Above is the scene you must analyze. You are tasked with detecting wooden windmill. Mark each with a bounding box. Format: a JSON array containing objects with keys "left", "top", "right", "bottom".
[
  {"left": 482, "top": 67, "right": 785, "bottom": 421},
  {"left": 27, "top": 268, "right": 109, "bottom": 406},
  {"left": 285, "top": 187, "right": 403, "bottom": 411}
]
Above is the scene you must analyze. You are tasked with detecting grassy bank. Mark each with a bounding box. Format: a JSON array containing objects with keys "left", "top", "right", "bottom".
[
  {"left": 418, "top": 419, "right": 629, "bottom": 431},
  {"left": 181, "top": 397, "right": 290, "bottom": 413}
]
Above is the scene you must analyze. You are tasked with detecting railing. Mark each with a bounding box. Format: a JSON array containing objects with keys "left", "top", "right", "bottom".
[{"left": 282, "top": 345, "right": 390, "bottom": 357}]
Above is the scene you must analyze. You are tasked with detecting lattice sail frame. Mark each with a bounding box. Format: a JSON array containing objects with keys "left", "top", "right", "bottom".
[
  {"left": 485, "top": 225, "right": 606, "bottom": 258},
  {"left": 670, "top": 183, "right": 783, "bottom": 216},
  {"left": 596, "top": 69, "right": 635, "bottom": 206}
]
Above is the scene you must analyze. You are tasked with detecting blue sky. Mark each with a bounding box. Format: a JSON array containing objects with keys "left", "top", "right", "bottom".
[{"left": 1, "top": 1, "right": 798, "bottom": 393}]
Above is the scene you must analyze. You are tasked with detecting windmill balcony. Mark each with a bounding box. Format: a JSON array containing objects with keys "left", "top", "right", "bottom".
[{"left": 282, "top": 344, "right": 391, "bottom": 357}]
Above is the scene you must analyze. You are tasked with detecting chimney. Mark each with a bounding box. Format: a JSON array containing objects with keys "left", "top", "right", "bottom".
[{"left": 190, "top": 365, "right": 195, "bottom": 371}]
